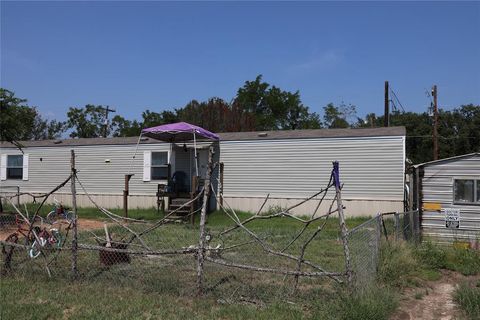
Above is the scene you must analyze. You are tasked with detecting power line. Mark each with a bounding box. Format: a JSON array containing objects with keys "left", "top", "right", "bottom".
[{"left": 389, "top": 87, "right": 405, "bottom": 113}]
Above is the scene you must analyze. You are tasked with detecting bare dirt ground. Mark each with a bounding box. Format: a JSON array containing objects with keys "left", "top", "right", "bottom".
[
  {"left": 0, "top": 218, "right": 106, "bottom": 241},
  {"left": 391, "top": 270, "right": 477, "bottom": 320}
]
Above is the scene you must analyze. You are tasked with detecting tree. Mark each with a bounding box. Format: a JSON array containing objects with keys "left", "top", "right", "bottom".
[
  {"left": 111, "top": 109, "right": 179, "bottom": 137},
  {"left": 322, "top": 103, "right": 357, "bottom": 128},
  {"left": 354, "top": 104, "right": 480, "bottom": 164},
  {"left": 0, "top": 88, "right": 65, "bottom": 146},
  {"left": 111, "top": 115, "right": 142, "bottom": 137},
  {"left": 234, "top": 75, "right": 322, "bottom": 130},
  {"left": 66, "top": 105, "right": 110, "bottom": 138},
  {"left": 177, "top": 98, "right": 232, "bottom": 132}
]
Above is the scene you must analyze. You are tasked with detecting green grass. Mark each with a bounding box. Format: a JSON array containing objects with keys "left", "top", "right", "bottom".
[
  {"left": 454, "top": 282, "right": 480, "bottom": 320},
  {"left": 0, "top": 276, "right": 311, "bottom": 320},
  {"left": 0, "top": 207, "right": 397, "bottom": 319},
  {"left": 2, "top": 201, "right": 162, "bottom": 221},
  {"left": 378, "top": 240, "right": 480, "bottom": 291},
  {"left": 313, "top": 285, "right": 398, "bottom": 320},
  {"left": 379, "top": 243, "right": 444, "bottom": 288},
  {"left": 5, "top": 206, "right": 478, "bottom": 320},
  {"left": 415, "top": 241, "right": 480, "bottom": 276}
]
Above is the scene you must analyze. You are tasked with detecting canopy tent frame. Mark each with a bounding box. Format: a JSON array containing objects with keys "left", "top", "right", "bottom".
[{"left": 128, "top": 122, "right": 220, "bottom": 179}]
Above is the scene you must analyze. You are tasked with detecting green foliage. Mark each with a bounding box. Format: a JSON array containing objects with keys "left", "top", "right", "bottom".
[
  {"left": 323, "top": 102, "right": 356, "bottom": 129},
  {"left": 415, "top": 241, "right": 448, "bottom": 269},
  {"left": 110, "top": 109, "right": 179, "bottom": 137},
  {"left": 0, "top": 88, "right": 65, "bottom": 146},
  {"left": 378, "top": 242, "right": 444, "bottom": 289},
  {"left": 378, "top": 242, "right": 422, "bottom": 287},
  {"left": 234, "top": 75, "right": 322, "bottom": 131},
  {"left": 454, "top": 282, "right": 480, "bottom": 320},
  {"left": 357, "top": 104, "right": 480, "bottom": 164},
  {"left": 66, "top": 104, "right": 111, "bottom": 138},
  {"left": 414, "top": 242, "right": 480, "bottom": 276},
  {"left": 447, "top": 248, "right": 480, "bottom": 276}
]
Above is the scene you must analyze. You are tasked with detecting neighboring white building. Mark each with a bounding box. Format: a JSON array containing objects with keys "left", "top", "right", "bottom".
[
  {"left": 413, "top": 153, "right": 480, "bottom": 245},
  {"left": 0, "top": 126, "right": 406, "bottom": 217}
]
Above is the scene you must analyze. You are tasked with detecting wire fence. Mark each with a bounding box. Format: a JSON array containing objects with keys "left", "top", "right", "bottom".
[
  {"left": 0, "top": 205, "right": 421, "bottom": 303},
  {"left": 346, "top": 210, "right": 420, "bottom": 287},
  {"left": 0, "top": 152, "right": 421, "bottom": 304}
]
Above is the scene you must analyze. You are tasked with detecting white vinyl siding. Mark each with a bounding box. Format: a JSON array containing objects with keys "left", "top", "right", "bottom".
[
  {"left": 420, "top": 154, "right": 480, "bottom": 242},
  {"left": 0, "top": 134, "right": 404, "bottom": 205},
  {"left": 0, "top": 145, "right": 170, "bottom": 196},
  {"left": 219, "top": 136, "right": 405, "bottom": 201}
]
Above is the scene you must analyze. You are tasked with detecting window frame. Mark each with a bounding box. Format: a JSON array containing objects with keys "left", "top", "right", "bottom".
[
  {"left": 453, "top": 178, "right": 480, "bottom": 205},
  {"left": 150, "top": 151, "right": 169, "bottom": 181},
  {"left": 6, "top": 155, "right": 23, "bottom": 180}
]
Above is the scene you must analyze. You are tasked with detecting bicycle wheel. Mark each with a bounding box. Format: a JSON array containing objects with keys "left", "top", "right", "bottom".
[
  {"left": 29, "top": 237, "right": 47, "bottom": 259},
  {"left": 65, "top": 211, "right": 74, "bottom": 222},
  {"left": 2, "top": 233, "right": 19, "bottom": 273},
  {"left": 2, "top": 233, "right": 19, "bottom": 254},
  {"left": 51, "top": 229, "right": 64, "bottom": 248},
  {"left": 46, "top": 211, "right": 56, "bottom": 224}
]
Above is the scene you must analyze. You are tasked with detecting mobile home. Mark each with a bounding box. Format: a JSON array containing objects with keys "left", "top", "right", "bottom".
[{"left": 1, "top": 126, "right": 406, "bottom": 217}]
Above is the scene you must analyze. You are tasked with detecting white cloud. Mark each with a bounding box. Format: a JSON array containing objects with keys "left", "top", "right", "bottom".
[{"left": 288, "top": 50, "right": 343, "bottom": 74}]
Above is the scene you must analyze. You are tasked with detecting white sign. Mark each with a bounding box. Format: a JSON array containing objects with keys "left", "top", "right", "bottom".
[{"left": 444, "top": 208, "right": 460, "bottom": 229}]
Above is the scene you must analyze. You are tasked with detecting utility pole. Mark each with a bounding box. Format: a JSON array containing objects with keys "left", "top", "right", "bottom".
[
  {"left": 384, "top": 81, "right": 389, "bottom": 127},
  {"left": 100, "top": 106, "right": 116, "bottom": 138},
  {"left": 432, "top": 85, "right": 439, "bottom": 160}
]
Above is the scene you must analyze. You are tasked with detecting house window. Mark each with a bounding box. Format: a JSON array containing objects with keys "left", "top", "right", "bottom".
[
  {"left": 7, "top": 155, "right": 23, "bottom": 179},
  {"left": 454, "top": 179, "right": 479, "bottom": 204},
  {"left": 151, "top": 152, "right": 169, "bottom": 180}
]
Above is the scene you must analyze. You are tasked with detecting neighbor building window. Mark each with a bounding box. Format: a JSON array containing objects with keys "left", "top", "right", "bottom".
[
  {"left": 7, "top": 155, "right": 23, "bottom": 179},
  {"left": 454, "top": 179, "right": 479, "bottom": 204},
  {"left": 151, "top": 152, "right": 169, "bottom": 180},
  {"left": 477, "top": 181, "right": 480, "bottom": 203}
]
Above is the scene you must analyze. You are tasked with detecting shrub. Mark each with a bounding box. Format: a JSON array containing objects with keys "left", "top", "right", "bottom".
[
  {"left": 447, "top": 248, "right": 480, "bottom": 276},
  {"left": 454, "top": 282, "right": 480, "bottom": 319},
  {"left": 414, "top": 241, "right": 448, "bottom": 269}
]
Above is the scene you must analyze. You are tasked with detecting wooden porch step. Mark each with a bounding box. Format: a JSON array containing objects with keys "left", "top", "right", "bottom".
[{"left": 167, "top": 197, "right": 193, "bottom": 219}]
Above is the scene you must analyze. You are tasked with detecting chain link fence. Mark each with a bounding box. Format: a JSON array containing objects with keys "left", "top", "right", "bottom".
[
  {"left": 1, "top": 209, "right": 420, "bottom": 300},
  {"left": 0, "top": 210, "right": 344, "bottom": 303},
  {"left": 346, "top": 210, "right": 420, "bottom": 287}
]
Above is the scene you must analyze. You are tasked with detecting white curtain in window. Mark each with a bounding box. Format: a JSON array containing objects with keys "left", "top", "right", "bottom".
[
  {"left": 0, "top": 154, "right": 6, "bottom": 181},
  {"left": 143, "top": 151, "right": 151, "bottom": 182},
  {"left": 22, "top": 154, "right": 29, "bottom": 181}
]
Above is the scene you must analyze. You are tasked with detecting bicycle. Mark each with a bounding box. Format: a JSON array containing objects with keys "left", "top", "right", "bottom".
[
  {"left": 1, "top": 214, "right": 43, "bottom": 271},
  {"left": 29, "top": 226, "right": 64, "bottom": 259},
  {"left": 46, "top": 198, "right": 73, "bottom": 225}
]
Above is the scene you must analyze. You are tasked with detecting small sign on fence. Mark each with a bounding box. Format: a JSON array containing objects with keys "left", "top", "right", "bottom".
[{"left": 444, "top": 208, "right": 460, "bottom": 229}]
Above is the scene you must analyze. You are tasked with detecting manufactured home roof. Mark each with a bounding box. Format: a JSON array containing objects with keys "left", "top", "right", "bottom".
[
  {"left": 0, "top": 126, "right": 405, "bottom": 148},
  {"left": 413, "top": 152, "right": 480, "bottom": 168}
]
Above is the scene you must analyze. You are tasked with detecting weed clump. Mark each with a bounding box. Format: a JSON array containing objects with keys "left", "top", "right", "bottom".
[
  {"left": 414, "top": 241, "right": 480, "bottom": 276},
  {"left": 314, "top": 286, "right": 398, "bottom": 320},
  {"left": 378, "top": 242, "right": 420, "bottom": 287},
  {"left": 454, "top": 282, "right": 480, "bottom": 320}
]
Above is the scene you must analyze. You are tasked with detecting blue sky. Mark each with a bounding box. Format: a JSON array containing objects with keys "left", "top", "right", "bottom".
[{"left": 1, "top": 1, "right": 479, "bottom": 123}]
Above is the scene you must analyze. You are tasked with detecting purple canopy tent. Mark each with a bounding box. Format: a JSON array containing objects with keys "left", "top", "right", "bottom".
[
  {"left": 141, "top": 122, "right": 219, "bottom": 142},
  {"left": 131, "top": 122, "right": 219, "bottom": 177}
]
